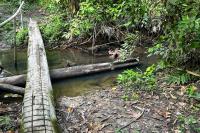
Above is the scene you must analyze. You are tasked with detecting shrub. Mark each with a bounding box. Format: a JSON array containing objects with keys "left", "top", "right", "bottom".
[
  {"left": 16, "top": 28, "right": 28, "bottom": 46},
  {"left": 117, "top": 64, "right": 157, "bottom": 92},
  {"left": 40, "top": 15, "right": 65, "bottom": 44}
]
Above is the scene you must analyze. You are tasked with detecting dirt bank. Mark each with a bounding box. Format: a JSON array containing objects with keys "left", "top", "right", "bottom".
[
  {"left": 56, "top": 75, "right": 200, "bottom": 133},
  {"left": 0, "top": 95, "right": 22, "bottom": 132}
]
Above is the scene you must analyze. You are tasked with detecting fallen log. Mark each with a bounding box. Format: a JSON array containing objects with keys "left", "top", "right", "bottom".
[
  {"left": 22, "top": 19, "right": 56, "bottom": 132},
  {"left": 88, "top": 41, "right": 121, "bottom": 53},
  {"left": 0, "top": 58, "right": 139, "bottom": 86},
  {"left": 0, "top": 74, "right": 26, "bottom": 86},
  {"left": 0, "top": 83, "right": 24, "bottom": 95}
]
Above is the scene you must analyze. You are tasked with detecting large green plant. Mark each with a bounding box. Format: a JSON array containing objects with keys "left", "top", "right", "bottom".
[
  {"left": 117, "top": 64, "right": 157, "bottom": 91},
  {"left": 150, "top": 0, "right": 200, "bottom": 69}
]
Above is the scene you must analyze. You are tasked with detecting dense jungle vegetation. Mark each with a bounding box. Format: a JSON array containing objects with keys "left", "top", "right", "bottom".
[
  {"left": 1, "top": 0, "right": 200, "bottom": 132},
  {"left": 27, "top": 0, "right": 200, "bottom": 94}
]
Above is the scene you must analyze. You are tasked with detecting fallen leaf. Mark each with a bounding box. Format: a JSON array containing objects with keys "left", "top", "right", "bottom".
[
  {"left": 66, "top": 107, "right": 73, "bottom": 113},
  {"left": 178, "top": 102, "right": 186, "bottom": 107},
  {"left": 0, "top": 108, "right": 7, "bottom": 114},
  {"left": 178, "top": 86, "right": 187, "bottom": 96},
  {"left": 155, "top": 110, "right": 171, "bottom": 118},
  {"left": 111, "top": 86, "right": 117, "bottom": 91},
  {"left": 170, "top": 91, "right": 177, "bottom": 99},
  {"left": 163, "top": 112, "right": 171, "bottom": 118},
  {"left": 127, "top": 111, "right": 141, "bottom": 118}
]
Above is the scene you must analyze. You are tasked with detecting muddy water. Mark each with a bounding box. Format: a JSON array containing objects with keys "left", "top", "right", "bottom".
[
  {"left": 0, "top": 47, "right": 156, "bottom": 98},
  {"left": 0, "top": 48, "right": 115, "bottom": 98},
  {"left": 0, "top": 48, "right": 112, "bottom": 74}
]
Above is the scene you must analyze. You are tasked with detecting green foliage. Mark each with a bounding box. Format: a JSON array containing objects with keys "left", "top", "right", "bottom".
[
  {"left": 0, "top": 116, "right": 12, "bottom": 131},
  {"left": 40, "top": 15, "right": 65, "bottom": 44},
  {"left": 117, "top": 64, "right": 157, "bottom": 92},
  {"left": 186, "top": 85, "right": 200, "bottom": 100},
  {"left": 119, "top": 33, "right": 138, "bottom": 60},
  {"left": 148, "top": 43, "right": 167, "bottom": 57},
  {"left": 177, "top": 115, "right": 200, "bottom": 133},
  {"left": 64, "top": 0, "right": 102, "bottom": 39},
  {"left": 166, "top": 71, "right": 192, "bottom": 85},
  {"left": 16, "top": 28, "right": 28, "bottom": 46},
  {"left": 149, "top": 0, "right": 200, "bottom": 69}
]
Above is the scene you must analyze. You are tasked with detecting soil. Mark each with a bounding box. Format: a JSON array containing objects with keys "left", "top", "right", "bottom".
[
  {"left": 56, "top": 72, "right": 200, "bottom": 133},
  {"left": 0, "top": 95, "right": 22, "bottom": 133},
  {"left": 0, "top": 71, "right": 199, "bottom": 133}
]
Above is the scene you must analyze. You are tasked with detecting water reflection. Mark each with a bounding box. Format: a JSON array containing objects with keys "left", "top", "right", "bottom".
[
  {"left": 0, "top": 47, "right": 156, "bottom": 98},
  {"left": 0, "top": 48, "right": 111, "bottom": 75},
  {"left": 53, "top": 71, "right": 120, "bottom": 98}
]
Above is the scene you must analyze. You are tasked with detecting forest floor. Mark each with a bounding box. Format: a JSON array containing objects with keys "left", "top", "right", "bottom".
[
  {"left": 0, "top": 75, "right": 200, "bottom": 133},
  {"left": 0, "top": 95, "right": 22, "bottom": 132},
  {"left": 56, "top": 72, "right": 200, "bottom": 133}
]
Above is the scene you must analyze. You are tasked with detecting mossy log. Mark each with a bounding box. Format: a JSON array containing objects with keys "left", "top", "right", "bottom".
[{"left": 22, "top": 19, "right": 56, "bottom": 132}]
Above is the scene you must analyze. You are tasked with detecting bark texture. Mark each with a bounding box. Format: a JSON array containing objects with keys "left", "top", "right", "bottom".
[{"left": 22, "top": 19, "right": 56, "bottom": 133}]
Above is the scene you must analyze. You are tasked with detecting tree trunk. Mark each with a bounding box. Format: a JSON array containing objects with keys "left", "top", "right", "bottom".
[
  {"left": 22, "top": 19, "right": 56, "bottom": 133},
  {"left": 0, "top": 58, "right": 139, "bottom": 86}
]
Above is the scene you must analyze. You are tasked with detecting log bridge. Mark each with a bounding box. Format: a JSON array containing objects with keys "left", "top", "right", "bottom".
[{"left": 22, "top": 19, "right": 56, "bottom": 132}]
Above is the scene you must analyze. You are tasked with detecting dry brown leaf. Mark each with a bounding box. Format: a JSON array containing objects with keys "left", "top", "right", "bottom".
[
  {"left": 66, "top": 107, "right": 74, "bottom": 113},
  {"left": 127, "top": 111, "right": 141, "bottom": 118},
  {"left": 156, "top": 110, "right": 171, "bottom": 118},
  {"left": 6, "top": 131, "right": 14, "bottom": 133},
  {"left": 111, "top": 86, "right": 117, "bottom": 91},
  {"left": 179, "top": 86, "right": 187, "bottom": 96},
  {"left": 0, "top": 108, "right": 7, "bottom": 114},
  {"left": 178, "top": 102, "right": 186, "bottom": 107},
  {"left": 170, "top": 91, "right": 177, "bottom": 99}
]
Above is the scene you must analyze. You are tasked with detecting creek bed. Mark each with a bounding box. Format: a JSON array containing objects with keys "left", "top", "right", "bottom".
[{"left": 0, "top": 47, "right": 157, "bottom": 132}]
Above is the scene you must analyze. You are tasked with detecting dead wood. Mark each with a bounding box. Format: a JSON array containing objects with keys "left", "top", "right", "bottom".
[
  {"left": 0, "top": 58, "right": 139, "bottom": 86},
  {"left": 0, "top": 83, "right": 24, "bottom": 95}
]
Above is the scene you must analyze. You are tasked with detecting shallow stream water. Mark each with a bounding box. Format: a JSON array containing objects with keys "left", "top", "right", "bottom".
[
  {"left": 0, "top": 48, "right": 118, "bottom": 99},
  {"left": 0, "top": 47, "right": 156, "bottom": 99}
]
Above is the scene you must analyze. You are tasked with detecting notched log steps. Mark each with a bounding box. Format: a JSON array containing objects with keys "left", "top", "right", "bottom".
[{"left": 22, "top": 19, "right": 56, "bottom": 133}]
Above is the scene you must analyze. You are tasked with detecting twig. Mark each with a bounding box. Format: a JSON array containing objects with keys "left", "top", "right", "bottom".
[
  {"left": 92, "top": 23, "right": 97, "bottom": 54},
  {"left": 101, "top": 115, "right": 111, "bottom": 123},
  {"left": 88, "top": 41, "right": 120, "bottom": 51},
  {"left": 78, "top": 36, "right": 93, "bottom": 46},
  {"left": 3, "top": 69, "right": 15, "bottom": 76},
  {"left": 0, "top": 1, "right": 24, "bottom": 27},
  {"left": 119, "top": 108, "right": 144, "bottom": 131},
  {"left": 78, "top": 29, "right": 102, "bottom": 46},
  {"left": 177, "top": 68, "right": 200, "bottom": 77},
  {"left": 186, "top": 70, "right": 200, "bottom": 77}
]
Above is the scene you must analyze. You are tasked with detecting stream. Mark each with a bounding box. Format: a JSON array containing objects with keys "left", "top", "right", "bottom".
[
  {"left": 0, "top": 48, "right": 113, "bottom": 98},
  {"left": 0, "top": 47, "right": 155, "bottom": 99}
]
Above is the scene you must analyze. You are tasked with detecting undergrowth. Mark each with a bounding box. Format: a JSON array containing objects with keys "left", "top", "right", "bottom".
[
  {"left": 177, "top": 115, "right": 200, "bottom": 133},
  {"left": 0, "top": 116, "right": 13, "bottom": 132},
  {"left": 117, "top": 64, "right": 157, "bottom": 100}
]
